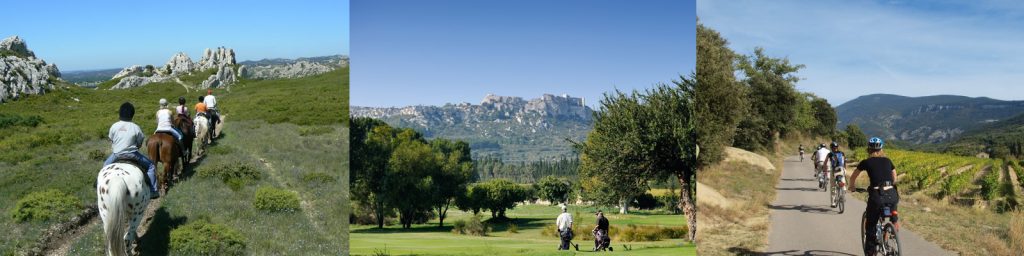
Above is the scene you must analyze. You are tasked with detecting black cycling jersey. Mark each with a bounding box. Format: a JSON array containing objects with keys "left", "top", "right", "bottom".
[{"left": 856, "top": 157, "right": 895, "bottom": 187}]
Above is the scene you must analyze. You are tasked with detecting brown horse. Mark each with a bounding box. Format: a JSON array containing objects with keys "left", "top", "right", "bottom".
[
  {"left": 146, "top": 132, "right": 183, "bottom": 194},
  {"left": 174, "top": 114, "right": 194, "bottom": 161}
]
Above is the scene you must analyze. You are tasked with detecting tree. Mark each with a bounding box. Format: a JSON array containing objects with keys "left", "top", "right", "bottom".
[
  {"left": 456, "top": 184, "right": 489, "bottom": 215},
  {"left": 350, "top": 117, "right": 394, "bottom": 228},
  {"left": 811, "top": 98, "right": 837, "bottom": 136},
  {"left": 579, "top": 81, "right": 698, "bottom": 241},
  {"left": 383, "top": 130, "right": 436, "bottom": 229},
  {"left": 845, "top": 124, "right": 867, "bottom": 149},
  {"left": 479, "top": 179, "right": 530, "bottom": 219},
  {"left": 429, "top": 139, "right": 474, "bottom": 227},
  {"left": 536, "top": 175, "right": 572, "bottom": 205},
  {"left": 694, "top": 22, "right": 747, "bottom": 169},
  {"left": 737, "top": 47, "right": 804, "bottom": 149}
]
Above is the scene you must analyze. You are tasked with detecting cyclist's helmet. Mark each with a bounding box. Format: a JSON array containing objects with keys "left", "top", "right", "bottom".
[
  {"left": 819, "top": 143, "right": 826, "bottom": 148},
  {"left": 830, "top": 141, "right": 839, "bottom": 149},
  {"left": 868, "top": 137, "right": 884, "bottom": 150}
]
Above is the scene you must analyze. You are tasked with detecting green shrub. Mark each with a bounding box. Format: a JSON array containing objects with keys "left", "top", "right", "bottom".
[
  {"left": 0, "top": 113, "right": 43, "bottom": 129},
  {"left": 301, "top": 172, "right": 336, "bottom": 184},
  {"left": 10, "top": 189, "right": 83, "bottom": 222},
  {"left": 170, "top": 220, "right": 246, "bottom": 255},
  {"left": 298, "top": 126, "right": 334, "bottom": 136},
  {"left": 87, "top": 149, "right": 106, "bottom": 161},
  {"left": 197, "top": 162, "right": 261, "bottom": 190},
  {"left": 451, "top": 215, "right": 488, "bottom": 236},
  {"left": 981, "top": 163, "right": 1003, "bottom": 200},
  {"left": 618, "top": 224, "right": 687, "bottom": 242},
  {"left": 253, "top": 186, "right": 300, "bottom": 212}
]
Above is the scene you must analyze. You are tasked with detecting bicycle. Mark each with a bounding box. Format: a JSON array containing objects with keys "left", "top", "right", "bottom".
[
  {"left": 855, "top": 187, "right": 901, "bottom": 256},
  {"left": 829, "top": 166, "right": 847, "bottom": 213},
  {"left": 818, "top": 164, "right": 829, "bottom": 191}
]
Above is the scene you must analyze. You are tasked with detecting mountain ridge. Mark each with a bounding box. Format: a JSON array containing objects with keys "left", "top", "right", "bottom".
[
  {"left": 836, "top": 93, "right": 1024, "bottom": 144},
  {"left": 351, "top": 93, "right": 593, "bottom": 162}
]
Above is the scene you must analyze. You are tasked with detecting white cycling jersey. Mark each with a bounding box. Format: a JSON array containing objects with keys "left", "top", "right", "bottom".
[{"left": 815, "top": 148, "right": 830, "bottom": 163}]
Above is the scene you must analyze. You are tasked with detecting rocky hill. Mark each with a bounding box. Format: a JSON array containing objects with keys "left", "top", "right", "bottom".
[
  {"left": 352, "top": 93, "right": 593, "bottom": 162},
  {"left": 238, "top": 55, "right": 347, "bottom": 80},
  {"left": 836, "top": 94, "right": 1024, "bottom": 144},
  {"left": 0, "top": 36, "right": 62, "bottom": 103},
  {"left": 108, "top": 47, "right": 238, "bottom": 89}
]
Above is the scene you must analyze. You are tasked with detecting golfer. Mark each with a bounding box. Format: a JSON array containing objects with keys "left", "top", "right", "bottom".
[
  {"left": 594, "top": 210, "right": 611, "bottom": 251},
  {"left": 556, "top": 205, "right": 574, "bottom": 250}
]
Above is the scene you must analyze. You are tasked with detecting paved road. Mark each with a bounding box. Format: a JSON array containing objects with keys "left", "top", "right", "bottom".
[{"left": 765, "top": 156, "right": 953, "bottom": 256}]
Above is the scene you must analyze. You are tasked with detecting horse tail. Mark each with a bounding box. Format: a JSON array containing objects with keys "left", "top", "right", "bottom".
[{"left": 104, "top": 177, "right": 129, "bottom": 256}]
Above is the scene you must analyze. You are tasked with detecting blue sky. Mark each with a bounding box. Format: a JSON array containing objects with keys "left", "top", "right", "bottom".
[
  {"left": 3, "top": 0, "right": 348, "bottom": 71},
  {"left": 351, "top": 0, "right": 695, "bottom": 108},
  {"left": 698, "top": 0, "right": 1024, "bottom": 105}
]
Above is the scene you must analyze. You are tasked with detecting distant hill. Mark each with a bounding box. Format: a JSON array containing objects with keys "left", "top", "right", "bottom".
[
  {"left": 351, "top": 93, "right": 593, "bottom": 162},
  {"left": 61, "top": 68, "right": 120, "bottom": 85},
  {"left": 836, "top": 94, "right": 1024, "bottom": 144},
  {"left": 944, "top": 111, "right": 1024, "bottom": 157}
]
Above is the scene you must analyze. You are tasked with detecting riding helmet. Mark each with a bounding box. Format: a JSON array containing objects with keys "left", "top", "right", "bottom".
[
  {"left": 178, "top": 96, "right": 186, "bottom": 105},
  {"left": 868, "top": 137, "right": 884, "bottom": 150},
  {"left": 830, "top": 141, "right": 839, "bottom": 148},
  {"left": 159, "top": 98, "right": 168, "bottom": 107}
]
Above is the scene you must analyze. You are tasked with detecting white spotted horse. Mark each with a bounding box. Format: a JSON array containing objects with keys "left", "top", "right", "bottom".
[{"left": 96, "top": 161, "right": 151, "bottom": 256}]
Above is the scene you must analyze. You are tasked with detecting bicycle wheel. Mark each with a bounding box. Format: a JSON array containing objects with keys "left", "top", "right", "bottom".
[
  {"left": 830, "top": 181, "right": 838, "bottom": 208},
  {"left": 882, "top": 223, "right": 901, "bottom": 256},
  {"left": 837, "top": 186, "right": 845, "bottom": 214},
  {"left": 860, "top": 212, "right": 867, "bottom": 249}
]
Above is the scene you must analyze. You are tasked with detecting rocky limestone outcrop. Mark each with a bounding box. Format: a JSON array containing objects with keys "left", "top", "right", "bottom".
[
  {"left": 112, "top": 65, "right": 144, "bottom": 80},
  {"left": 0, "top": 36, "right": 34, "bottom": 58},
  {"left": 1, "top": 36, "right": 61, "bottom": 103},
  {"left": 197, "top": 47, "right": 235, "bottom": 70},
  {"left": 110, "top": 47, "right": 238, "bottom": 89},
  {"left": 200, "top": 65, "right": 237, "bottom": 89},
  {"left": 163, "top": 52, "right": 194, "bottom": 75},
  {"left": 237, "top": 55, "right": 346, "bottom": 80},
  {"left": 353, "top": 93, "right": 593, "bottom": 128},
  {"left": 111, "top": 75, "right": 171, "bottom": 89}
]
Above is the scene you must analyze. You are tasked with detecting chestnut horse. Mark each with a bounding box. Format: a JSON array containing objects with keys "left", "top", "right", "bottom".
[{"left": 146, "top": 130, "right": 184, "bottom": 194}]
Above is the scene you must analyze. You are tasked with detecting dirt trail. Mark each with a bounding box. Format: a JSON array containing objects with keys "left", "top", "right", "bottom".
[
  {"left": 175, "top": 77, "right": 190, "bottom": 93},
  {"left": 1009, "top": 166, "right": 1023, "bottom": 197},
  {"left": 766, "top": 155, "right": 952, "bottom": 255}
]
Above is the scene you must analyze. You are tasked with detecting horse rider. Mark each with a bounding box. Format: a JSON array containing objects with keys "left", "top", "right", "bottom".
[
  {"left": 156, "top": 98, "right": 185, "bottom": 154},
  {"left": 104, "top": 102, "right": 159, "bottom": 199},
  {"left": 203, "top": 89, "right": 219, "bottom": 136}
]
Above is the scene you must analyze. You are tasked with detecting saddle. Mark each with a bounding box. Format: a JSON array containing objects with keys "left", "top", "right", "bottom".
[
  {"left": 111, "top": 154, "right": 143, "bottom": 167},
  {"left": 109, "top": 153, "right": 153, "bottom": 189}
]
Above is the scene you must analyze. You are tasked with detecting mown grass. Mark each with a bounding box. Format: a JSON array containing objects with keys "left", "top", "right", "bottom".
[
  {"left": 350, "top": 204, "right": 693, "bottom": 256},
  {"left": 1, "top": 67, "right": 348, "bottom": 255}
]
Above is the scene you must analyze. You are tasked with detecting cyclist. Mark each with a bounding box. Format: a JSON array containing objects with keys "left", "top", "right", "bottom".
[
  {"left": 814, "top": 143, "right": 830, "bottom": 178},
  {"left": 799, "top": 144, "right": 805, "bottom": 162},
  {"left": 848, "top": 137, "right": 899, "bottom": 255},
  {"left": 825, "top": 142, "right": 847, "bottom": 203}
]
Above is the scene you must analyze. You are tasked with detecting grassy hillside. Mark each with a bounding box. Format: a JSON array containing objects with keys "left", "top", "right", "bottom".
[{"left": 0, "top": 68, "right": 348, "bottom": 255}]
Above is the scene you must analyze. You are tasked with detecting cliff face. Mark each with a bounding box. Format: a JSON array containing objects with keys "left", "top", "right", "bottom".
[
  {"left": 0, "top": 36, "right": 62, "bottom": 103},
  {"left": 351, "top": 94, "right": 593, "bottom": 162}
]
